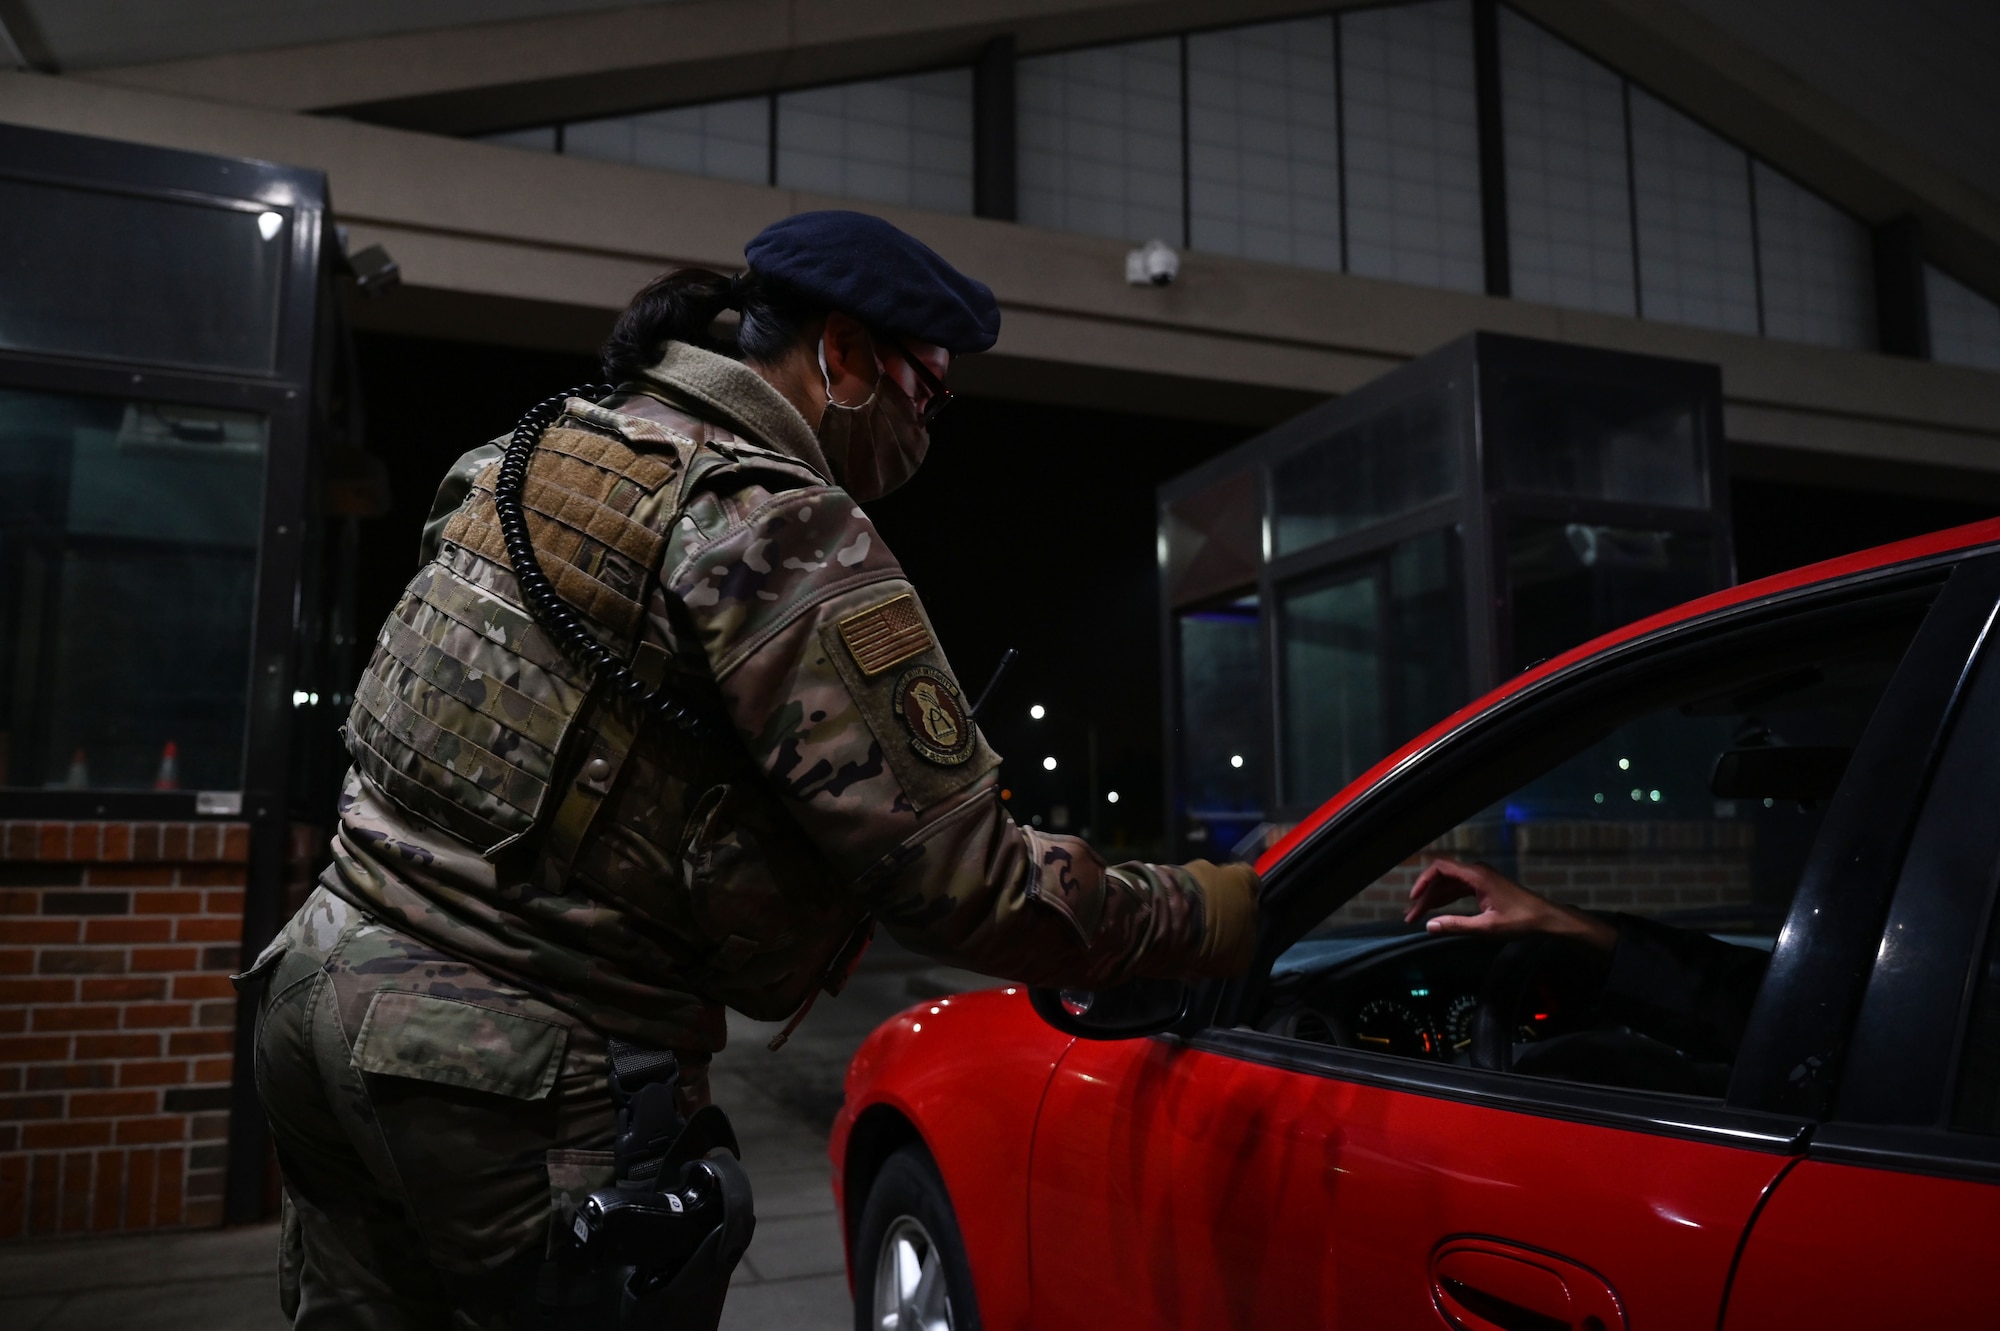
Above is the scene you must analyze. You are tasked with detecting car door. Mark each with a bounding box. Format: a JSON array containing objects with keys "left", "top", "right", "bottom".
[
  {"left": 1027, "top": 553, "right": 2000, "bottom": 1331},
  {"left": 1722, "top": 600, "right": 2000, "bottom": 1329}
]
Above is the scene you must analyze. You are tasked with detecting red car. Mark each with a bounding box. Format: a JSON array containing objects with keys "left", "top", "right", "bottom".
[{"left": 830, "top": 521, "right": 2000, "bottom": 1331}]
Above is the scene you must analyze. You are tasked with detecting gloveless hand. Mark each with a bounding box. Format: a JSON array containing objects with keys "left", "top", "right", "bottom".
[{"left": 1403, "top": 857, "right": 1616, "bottom": 952}]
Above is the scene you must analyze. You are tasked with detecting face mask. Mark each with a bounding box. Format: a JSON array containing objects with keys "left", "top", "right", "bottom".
[{"left": 815, "top": 335, "right": 930, "bottom": 502}]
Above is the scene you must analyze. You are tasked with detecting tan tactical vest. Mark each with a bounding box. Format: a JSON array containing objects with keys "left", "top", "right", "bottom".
[{"left": 344, "top": 397, "right": 867, "bottom": 1021}]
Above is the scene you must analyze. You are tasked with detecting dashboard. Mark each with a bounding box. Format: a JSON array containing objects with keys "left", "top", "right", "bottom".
[{"left": 1257, "top": 933, "right": 1575, "bottom": 1063}]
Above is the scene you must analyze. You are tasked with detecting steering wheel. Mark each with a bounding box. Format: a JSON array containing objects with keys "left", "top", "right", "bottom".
[{"left": 1469, "top": 936, "right": 1558, "bottom": 1072}]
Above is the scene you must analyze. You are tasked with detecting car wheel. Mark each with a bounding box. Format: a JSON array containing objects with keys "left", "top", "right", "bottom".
[{"left": 853, "top": 1143, "right": 980, "bottom": 1331}]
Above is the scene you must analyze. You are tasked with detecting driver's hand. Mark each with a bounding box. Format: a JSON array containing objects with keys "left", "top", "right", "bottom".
[{"left": 1404, "top": 858, "right": 1616, "bottom": 952}]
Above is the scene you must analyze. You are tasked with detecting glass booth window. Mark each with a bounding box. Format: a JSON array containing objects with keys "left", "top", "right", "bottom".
[
  {"left": 0, "top": 178, "right": 288, "bottom": 374},
  {"left": 1178, "top": 596, "right": 1264, "bottom": 854},
  {"left": 0, "top": 387, "right": 265, "bottom": 790},
  {"left": 1507, "top": 521, "right": 1713, "bottom": 672},
  {"left": 1270, "top": 385, "right": 1462, "bottom": 556},
  {"left": 1280, "top": 530, "right": 1466, "bottom": 810},
  {"left": 1487, "top": 368, "right": 1706, "bottom": 508}
]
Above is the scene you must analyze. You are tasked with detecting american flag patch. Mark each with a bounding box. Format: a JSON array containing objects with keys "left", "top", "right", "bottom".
[{"left": 838, "top": 594, "right": 932, "bottom": 676}]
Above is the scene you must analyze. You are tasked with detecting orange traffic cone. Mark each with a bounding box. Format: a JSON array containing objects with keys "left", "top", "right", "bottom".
[{"left": 154, "top": 741, "right": 179, "bottom": 791}]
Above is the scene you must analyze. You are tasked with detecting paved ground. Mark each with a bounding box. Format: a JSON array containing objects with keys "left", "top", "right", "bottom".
[{"left": 0, "top": 937, "right": 984, "bottom": 1331}]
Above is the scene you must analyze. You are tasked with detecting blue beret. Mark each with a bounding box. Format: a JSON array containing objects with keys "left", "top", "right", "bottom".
[{"left": 744, "top": 211, "right": 1000, "bottom": 354}]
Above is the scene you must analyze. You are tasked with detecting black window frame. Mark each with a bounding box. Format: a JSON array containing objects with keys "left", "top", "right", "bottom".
[
  {"left": 1811, "top": 571, "right": 2000, "bottom": 1184},
  {"left": 0, "top": 121, "right": 325, "bottom": 824},
  {"left": 1171, "top": 545, "right": 2000, "bottom": 1152}
]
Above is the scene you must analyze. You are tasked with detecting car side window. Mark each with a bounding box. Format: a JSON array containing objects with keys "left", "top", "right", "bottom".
[
  {"left": 1260, "top": 607, "right": 1925, "bottom": 1099},
  {"left": 1952, "top": 904, "right": 2000, "bottom": 1133}
]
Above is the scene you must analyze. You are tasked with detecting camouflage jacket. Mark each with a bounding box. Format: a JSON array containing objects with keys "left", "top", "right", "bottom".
[{"left": 328, "top": 341, "right": 1246, "bottom": 1055}]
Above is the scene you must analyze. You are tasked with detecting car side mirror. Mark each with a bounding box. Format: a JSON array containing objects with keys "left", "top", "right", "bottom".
[{"left": 1028, "top": 978, "right": 1191, "bottom": 1040}]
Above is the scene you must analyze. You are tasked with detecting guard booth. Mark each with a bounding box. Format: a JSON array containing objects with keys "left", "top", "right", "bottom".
[
  {"left": 1160, "top": 332, "right": 1731, "bottom": 859},
  {"left": 0, "top": 123, "right": 374, "bottom": 1238}
]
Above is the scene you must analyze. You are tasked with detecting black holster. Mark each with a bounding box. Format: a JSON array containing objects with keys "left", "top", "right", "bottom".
[{"left": 550, "top": 1042, "right": 755, "bottom": 1330}]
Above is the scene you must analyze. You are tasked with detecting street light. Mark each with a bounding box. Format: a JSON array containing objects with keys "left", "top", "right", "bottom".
[
  {"left": 1042, "top": 756, "right": 1058, "bottom": 771},
  {"left": 1030, "top": 704, "right": 1045, "bottom": 720},
  {"left": 1107, "top": 791, "right": 1120, "bottom": 804}
]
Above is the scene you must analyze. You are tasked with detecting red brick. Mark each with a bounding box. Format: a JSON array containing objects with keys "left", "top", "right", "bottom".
[
  {"left": 4, "top": 824, "right": 33, "bottom": 859},
  {"left": 171, "top": 975, "right": 235, "bottom": 1000},
  {"left": 70, "top": 1087, "right": 156, "bottom": 1111},
  {"left": 0, "top": 889, "right": 38, "bottom": 914},
  {"left": 154, "top": 1145, "right": 184, "bottom": 1225},
  {"left": 131, "top": 890, "right": 200, "bottom": 914},
  {"left": 182, "top": 868, "right": 246, "bottom": 889},
  {"left": 0, "top": 1155, "right": 23, "bottom": 1240},
  {"left": 0, "top": 1094, "right": 64, "bottom": 1120},
  {"left": 163, "top": 918, "right": 237, "bottom": 945},
  {"left": 202, "top": 887, "right": 246, "bottom": 912},
  {"left": 40, "top": 950, "right": 127, "bottom": 975},
  {"left": 68, "top": 825, "right": 100, "bottom": 861},
  {"left": 29, "top": 1152, "right": 57, "bottom": 1234},
  {"left": 166, "top": 1030, "right": 232, "bottom": 1056},
  {"left": 163, "top": 826, "right": 190, "bottom": 861},
  {"left": 88, "top": 868, "right": 177, "bottom": 889},
  {"left": 77, "top": 1033, "right": 159, "bottom": 1059},
  {"left": 0, "top": 1009, "right": 23, "bottom": 1033},
  {"left": 38, "top": 824, "right": 69, "bottom": 861},
  {"left": 185, "top": 1167, "right": 225, "bottom": 1198},
  {"left": 121, "top": 1003, "right": 193, "bottom": 1030},
  {"left": 0, "top": 1035, "right": 72, "bottom": 1063},
  {"left": 101, "top": 824, "right": 131, "bottom": 861},
  {"left": 0, "top": 947, "right": 31, "bottom": 974},
  {"left": 60, "top": 1150, "right": 92, "bottom": 1232},
  {"left": 20, "top": 1120, "right": 112, "bottom": 1149},
  {"left": 191, "top": 1057, "right": 233, "bottom": 1082},
  {"left": 129, "top": 947, "right": 198, "bottom": 973},
  {"left": 0, "top": 978, "right": 77, "bottom": 1004},
  {"left": 117, "top": 1060, "right": 189, "bottom": 1088},
  {"left": 195, "top": 1001, "right": 236, "bottom": 1028},
  {"left": 0, "top": 919, "right": 79, "bottom": 944},
  {"left": 189, "top": 1113, "right": 230, "bottom": 1141},
  {"left": 32, "top": 1005, "right": 118, "bottom": 1032},
  {"left": 114, "top": 1117, "right": 187, "bottom": 1145},
  {"left": 0, "top": 1070, "right": 17, "bottom": 1093},
  {"left": 125, "top": 1147, "right": 154, "bottom": 1228},
  {"left": 201, "top": 945, "right": 239, "bottom": 972},
  {"left": 85, "top": 918, "right": 172, "bottom": 944},
  {"left": 222, "top": 826, "right": 251, "bottom": 863},
  {"left": 131, "top": 826, "right": 161, "bottom": 861},
  {"left": 81, "top": 977, "right": 165, "bottom": 1002},
  {"left": 27, "top": 1062, "right": 114, "bottom": 1089},
  {"left": 92, "top": 1148, "right": 123, "bottom": 1231},
  {"left": 190, "top": 825, "right": 218, "bottom": 860},
  {"left": 183, "top": 1197, "right": 224, "bottom": 1228}
]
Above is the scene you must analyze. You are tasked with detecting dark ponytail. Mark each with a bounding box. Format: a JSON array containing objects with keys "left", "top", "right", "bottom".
[{"left": 600, "top": 266, "right": 828, "bottom": 383}]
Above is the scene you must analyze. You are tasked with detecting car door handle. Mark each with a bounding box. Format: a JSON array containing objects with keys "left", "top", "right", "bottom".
[{"left": 1430, "top": 1238, "right": 1627, "bottom": 1331}]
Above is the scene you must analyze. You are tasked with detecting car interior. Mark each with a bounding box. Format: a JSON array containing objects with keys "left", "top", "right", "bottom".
[{"left": 1255, "top": 588, "right": 1936, "bottom": 1099}]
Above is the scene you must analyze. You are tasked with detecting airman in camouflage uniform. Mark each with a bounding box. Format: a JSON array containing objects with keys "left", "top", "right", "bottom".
[{"left": 243, "top": 213, "right": 1258, "bottom": 1328}]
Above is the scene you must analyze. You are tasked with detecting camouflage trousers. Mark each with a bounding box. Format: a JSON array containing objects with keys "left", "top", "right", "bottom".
[{"left": 244, "top": 886, "right": 711, "bottom": 1329}]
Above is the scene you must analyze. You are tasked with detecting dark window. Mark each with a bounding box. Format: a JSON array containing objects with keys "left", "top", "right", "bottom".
[
  {"left": 0, "top": 386, "right": 266, "bottom": 791},
  {"left": 1264, "top": 594, "right": 1926, "bottom": 1098},
  {"left": 0, "top": 178, "right": 288, "bottom": 373},
  {"left": 1952, "top": 904, "right": 2000, "bottom": 1134}
]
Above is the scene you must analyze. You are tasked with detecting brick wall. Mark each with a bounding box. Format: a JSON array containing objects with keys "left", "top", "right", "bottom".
[
  {"left": 1321, "top": 819, "right": 1758, "bottom": 929},
  {"left": 0, "top": 821, "right": 250, "bottom": 1239}
]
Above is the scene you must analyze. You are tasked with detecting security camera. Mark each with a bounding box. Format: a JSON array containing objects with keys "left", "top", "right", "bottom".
[{"left": 1125, "top": 239, "right": 1180, "bottom": 287}]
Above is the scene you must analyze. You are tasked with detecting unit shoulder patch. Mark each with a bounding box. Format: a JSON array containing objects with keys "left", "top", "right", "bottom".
[
  {"left": 837, "top": 593, "right": 933, "bottom": 677},
  {"left": 893, "top": 665, "right": 974, "bottom": 766}
]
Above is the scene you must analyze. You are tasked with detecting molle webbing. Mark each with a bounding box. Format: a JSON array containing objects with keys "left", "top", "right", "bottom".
[
  {"left": 443, "top": 424, "right": 678, "bottom": 640},
  {"left": 348, "top": 421, "right": 684, "bottom": 854}
]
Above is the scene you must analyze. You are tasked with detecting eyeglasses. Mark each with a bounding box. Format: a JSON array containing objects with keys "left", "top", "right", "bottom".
[{"left": 881, "top": 340, "right": 954, "bottom": 427}]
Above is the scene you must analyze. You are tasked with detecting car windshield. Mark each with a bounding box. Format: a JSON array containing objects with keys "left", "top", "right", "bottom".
[{"left": 1260, "top": 588, "right": 1931, "bottom": 1096}]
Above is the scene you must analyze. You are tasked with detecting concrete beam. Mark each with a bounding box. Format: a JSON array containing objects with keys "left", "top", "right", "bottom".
[
  {"left": 78, "top": 0, "right": 1334, "bottom": 131},
  {"left": 5, "top": 69, "right": 1998, "bottom": 473}
]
